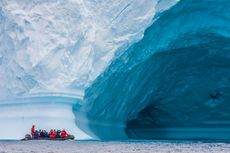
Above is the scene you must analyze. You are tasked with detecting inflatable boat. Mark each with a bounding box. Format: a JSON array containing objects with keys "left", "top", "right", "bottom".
[{"left": 21, "top": 134, "right": 75, "bottom": 141}]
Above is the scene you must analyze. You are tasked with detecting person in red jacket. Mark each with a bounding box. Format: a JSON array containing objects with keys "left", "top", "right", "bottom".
[
  {"left": 61, "top": 129, "right": 68, "bottom": 138},
  {"left": 31, "top": 125, "right": 35, "bottom": 137},
  {"left": 49, "top": 129, "right": 56, "bottom": 139}
]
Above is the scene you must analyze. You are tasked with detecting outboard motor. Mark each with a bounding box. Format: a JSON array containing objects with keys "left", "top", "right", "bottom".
[{"left": 25, "top": 134, "right": 32, "bottom": 140}]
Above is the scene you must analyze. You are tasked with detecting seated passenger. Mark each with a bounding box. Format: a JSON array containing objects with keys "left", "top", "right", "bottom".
[
  {"left": 40, "top": 130, "right": 45, "bottom": 137},
  {"left": 38, "top": 129, "right": 42, "bottom": 137},
  {"left": 45, "top": 130, "right": 49, "bottom": 138},
  {"left": 49, "top": 129, "right": 56, "bottom": 139},
  {"left": 61, "top": 129, "right": 68, "bottom": 138},
  {"left": 34, "top": 130, "right": 39, "bottom": 139},
  {"left": 56, "top": 130, "right": 61, "bottom": 138}
]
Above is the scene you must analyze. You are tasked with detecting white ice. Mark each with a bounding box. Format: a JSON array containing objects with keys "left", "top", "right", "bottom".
[
  {"left": 0, "top": 96, "right": 90, "bottom": 140},
  {"left": 0, "top": 0, "right": 179, "bottom": 139}
]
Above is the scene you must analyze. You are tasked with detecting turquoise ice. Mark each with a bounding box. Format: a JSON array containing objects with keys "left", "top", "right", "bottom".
[{"left": 78, "top": 0, "right": 230, "bottom": 140}]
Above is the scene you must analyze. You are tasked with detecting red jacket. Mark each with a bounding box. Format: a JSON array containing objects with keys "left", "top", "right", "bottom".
[
  {"left": 31, "top": 126, "right": 35, "bottom": 136},
  {"left": 61, "top": 130, "right": 68, "bottom": 138},
  {"left": 49, "top": 131, "right": 56, "bottom": 139}
]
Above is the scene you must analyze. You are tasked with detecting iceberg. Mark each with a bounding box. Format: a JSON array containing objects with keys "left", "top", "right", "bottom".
[
  {"left": 78, "top": 0, "right": 230, "bottom": 140},
  {"left": 2, "top": 0, "right": 229, "bottom": 140},
  {"left": 0, "top": 0, "right": 164, "bottom": 139}
]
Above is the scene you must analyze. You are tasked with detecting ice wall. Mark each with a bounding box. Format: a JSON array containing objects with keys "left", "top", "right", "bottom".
[
  {"left": 0, "top": 96, "right": 90, "bottom": 139},
  {"left": 81, "top": 0, "right": 230, "bottom": 139},
  {"left": 0, "top": 0, "right": 163, "bottom": 139},
  {"left": 0, "top": 0, "right": 156, "bottom": 99}
]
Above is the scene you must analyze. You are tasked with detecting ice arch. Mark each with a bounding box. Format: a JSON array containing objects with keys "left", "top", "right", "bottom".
[{"left": 78, "top": 0, "right": 230, "bottom": 140}]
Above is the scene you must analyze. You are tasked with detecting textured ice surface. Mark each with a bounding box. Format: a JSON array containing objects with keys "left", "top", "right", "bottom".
[
  {"left": 0, "top": 96, "right": 90, "bottom": 140},
  {"left": 0, "top": 0, "right": 159, "bottom": 98},
  {"left": 80, "top": 0, "right": 230, "bottom": 139}
]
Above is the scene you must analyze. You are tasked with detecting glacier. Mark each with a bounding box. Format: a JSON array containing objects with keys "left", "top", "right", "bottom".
[{"left": 77, "top": 0, "right": 230, "bottom": 140}]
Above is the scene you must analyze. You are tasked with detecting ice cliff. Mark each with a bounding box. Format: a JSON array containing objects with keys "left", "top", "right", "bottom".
[
  {"left": 0, "top": 0, "right": 171, "bottom": 139},
  {"left": 0, "top": 0, "right": 159, "bottom": 98},
  {"left": 78, "top": 0, "right": 230, "bottom": 140}
]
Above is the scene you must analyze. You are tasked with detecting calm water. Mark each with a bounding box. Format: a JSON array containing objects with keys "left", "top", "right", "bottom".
[{"left": 0, "top": 140, "right": 230, "bottom": 153}]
